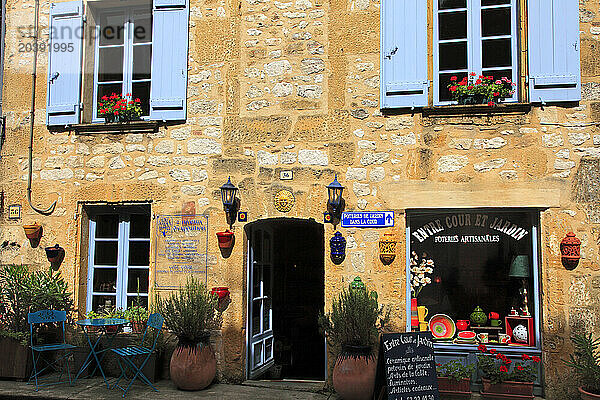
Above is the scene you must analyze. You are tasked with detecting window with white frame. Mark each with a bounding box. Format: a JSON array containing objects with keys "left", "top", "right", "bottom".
[
  {"left": 434, "top": 0, "right": 518, "bottom": 104},
  {"left": 87, "top": 206, "right": 150, "bottom": 312},
  {"left": 94, "top": 7, "right": 152, "bottom": 121}
]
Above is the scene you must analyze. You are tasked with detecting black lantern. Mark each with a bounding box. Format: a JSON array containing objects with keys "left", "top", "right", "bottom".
[
  {"left": 330, "top": 231, "right": 346, "bottom": 264},
  {"left": 326, "top": 174, "right": 344, "bottom": 214},
  {"left": 220, "top": 177, "right": 238, "bottom": 211}
]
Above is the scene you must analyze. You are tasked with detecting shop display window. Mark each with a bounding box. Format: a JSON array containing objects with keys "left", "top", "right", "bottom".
[{"left": 406, "top": 209, "right": 539, "bottom": 348}]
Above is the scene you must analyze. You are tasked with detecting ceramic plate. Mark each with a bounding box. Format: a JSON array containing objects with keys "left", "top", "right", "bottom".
[
  {"left": 428, "top": 314, "right": 456, "bottom": 339},
  {"left": 457, "top": 331, "right": 476, "bottom": 340}
]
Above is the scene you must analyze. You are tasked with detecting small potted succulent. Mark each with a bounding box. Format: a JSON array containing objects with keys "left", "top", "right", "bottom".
[
  {"left": 564, "top": 332, "right": 600, "bottom": 399},
  {"left": 477, "top": 344, "right": 539, "bottom": 399},
  {"left": 436, "top": 360, "right": 475, "bottom": 399},
  {"left": 126, "top": 305, "right": 149, "bottom": 334}
]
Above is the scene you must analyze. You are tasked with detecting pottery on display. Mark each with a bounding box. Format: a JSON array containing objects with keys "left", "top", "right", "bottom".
[
  {"left": 457, "top": 331, "right": 476, "bottom": 340},
  {"left": 456, "top": 320, "right": 470, "bottom": 331},
  {"left": 428, "top": 314, "right": 456, "bottom": 339},
  {"left": 512, "top": 324, "right": 528, "bottom": 343},
  {"left": 470, "top": 306, "right": 488, "bottom": 326}
]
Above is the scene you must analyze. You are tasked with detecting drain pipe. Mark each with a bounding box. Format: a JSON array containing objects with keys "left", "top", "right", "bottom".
[{"left": 27, "top": 0, "right": 56, "bottom": 215}]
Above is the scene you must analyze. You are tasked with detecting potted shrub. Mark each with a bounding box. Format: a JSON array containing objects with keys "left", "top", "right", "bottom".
[
  {"left": 318, "top": 278, "right": 389, "bottom": 400},
  {"left": 436, "top": 360, "right": 475, "bottom": 399},
  {"left": 477, "top": 345, "right": 539, "bottom": 399},
  {"left": 448, "top": 73, "right": 515, "bottom": 106},
  {"left": 564, "top": 332, "right": 600, "bottom": 399},
  {"left": 156, "top": 276, "right": 223, "bottom": 391},
  {"left": 126, "top": 305, "right": 149, "bottom": 334}
]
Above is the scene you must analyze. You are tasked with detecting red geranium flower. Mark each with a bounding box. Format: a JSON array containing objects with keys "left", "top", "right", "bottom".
[
  {"left": 470, "top": 72, "right": 476, "bottom": 76},
  {"left": 496, "top": 354, "right": 503, "bottom": 359},
  {"left": 532, "top": 356, "right": 541, "bottom": 363},
  {"left": 488, "top": 101, "right": 494, "bottom": 106},
  {"left": 522, "top": 354, "right": 530, "bottom": 361},
  {"left": 490, "top": 349, "right": 496, "bottom": 354},
  {"left": 467, "top": 85, "right": 474, "bottom": 90},
  {"left": 450, "top": 86, "right": 458, "bottom": 92},
  {"left": 135, "top": 98, "right": 141, "bottom": 103},
  {"left": 450, "top": 76, "right": 457, "bottom": 81},
  {"left": 475, "top": 79, "right": 482, "bottom": 85},
  {"left": 478, "top": 344, "right": 487, "bottom": 353},
  {"left": 505, "top": 359, "right": 512, "bottom": 364},
  {"left": 517, "top": 365, "right": 524, "bottom": 371},
  {"left": 499, "top": 366, "right": 508, "bottom": 373}
]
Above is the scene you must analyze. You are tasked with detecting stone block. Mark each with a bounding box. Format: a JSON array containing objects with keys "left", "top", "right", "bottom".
[
  {"left": 298, "top": 150, "right": 328, "bottom": 166},
  {"left": 194, "top": 18, "right": 239, "bottom": 63},
  {"left": 329, "top": 11, "right": 379, "bottom": 56},
  {"left": 212, "top": 159, "right": 257, "bottom": 175},
  {"left": 581, "top": 37, "right": 600, "bottom": 77},
  {"left": 572, "top": 159, "right": 600, "bottom": 203},
  {"left": 224, "top": 116, "right": 291, "bottom": 143},
  {"left": 437, "top": 155, "right": 468, "bottom": 173},
  {"left": 329, "top": 142, "right": 355, "bottom": 166}
]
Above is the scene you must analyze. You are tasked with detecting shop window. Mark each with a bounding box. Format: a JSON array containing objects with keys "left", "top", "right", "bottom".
[
  {"left": 406, "top": 209, "right": 540, "bottom": 349},
  {"left": 86, "top": 206, "right": 151, "bottom": 312}
]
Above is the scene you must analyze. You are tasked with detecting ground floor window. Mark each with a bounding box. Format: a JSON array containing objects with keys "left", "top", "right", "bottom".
[
  {"left": 406, "top": 209, "right": 540, "bottom": 349},
  {"left": 86, "top": 204, "right": 151, "bottom": 313}
]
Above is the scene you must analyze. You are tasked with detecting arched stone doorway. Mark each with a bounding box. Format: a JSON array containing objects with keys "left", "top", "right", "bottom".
[{"left": 245, "top": 218, "right": 325, "bottom": 381}]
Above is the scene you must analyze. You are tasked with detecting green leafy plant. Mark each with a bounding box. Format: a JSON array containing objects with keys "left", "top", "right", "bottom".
[
  {"left": 86, "top": 310, "right": 100, "bottom": 319},
  {"left": 436, "top": 360, "right": 475, "bottom": 381},
  {"left": 318, "top": 282, "right": 389, "bottom": 356},
  {"left": 155, "top": 276, "right": 222, "bottom": 348},
  {"left": 125, "top": 305, "right": 149, "bottom": 322},
  {"left": 564, "top": 333, "right": 600, "bottom": 394},
  {"left": 477, "top": 345, "right": 539, "bottom": 384},
  {"left": 447, "top": 73, "right": 515, "bottom": 106},
  {"left": 100, "top": 306, "right": 125, "bottom": 319},
  {"left": 98, "top": 92, "right": 142, "bottom": 122}
]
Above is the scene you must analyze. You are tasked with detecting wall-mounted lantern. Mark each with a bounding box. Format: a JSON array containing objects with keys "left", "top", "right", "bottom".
[
  {"left": 330, "top": 231, "right": 346, "bottom": 264},
  {"left": 560, "top": 232, "right": 581, "bottom": 270},
  {"left": 326, "top": 175, "right": 345, "bottom": 226},
  {"left": 379, "top": 232, "right": 397, "bottom": 265},
  {"left": 45, "top": 244, "right": 65, "bottom": 271},
  {"left": 220, "top": 177, "right": 239, "bottom": 228}
]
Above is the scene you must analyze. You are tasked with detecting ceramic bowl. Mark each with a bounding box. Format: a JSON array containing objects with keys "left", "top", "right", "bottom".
[
  {"left": 457, "top": 330, "right": 476, "bottom": 340},
  {"left": 428, "top": 314, "right": 456, "bottom": 339}
]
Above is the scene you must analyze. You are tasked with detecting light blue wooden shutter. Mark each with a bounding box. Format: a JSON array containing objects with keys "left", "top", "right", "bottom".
[
  {"left": 150, "top": 0, "right": 189, "bottom": 121},
  {"left": 381, "top": 0, "right": 428, "bottom": 109},
  {"left": 46, "top": 1, "right": 83, "bottom": 126},
  {"left": 528, "top": 0, "right": 580, "bottom": 103}
]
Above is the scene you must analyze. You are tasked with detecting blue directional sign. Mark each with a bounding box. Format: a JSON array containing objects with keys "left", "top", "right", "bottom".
[{"left": 341, "top": 211, "right": 395, "bottom": 228}]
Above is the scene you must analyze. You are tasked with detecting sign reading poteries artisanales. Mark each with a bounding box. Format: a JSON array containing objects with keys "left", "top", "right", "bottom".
[
  {"left": 341, "top": 211, "right": 394, "bottom": 228},
  {"left": 380, "top": 332, "right": 439, "bottom": 400},
  {"left": 154, "top": 214, "right": 209, "bottom": 289}
]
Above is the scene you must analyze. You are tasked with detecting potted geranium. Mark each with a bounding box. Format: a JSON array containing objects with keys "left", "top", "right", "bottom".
[
  {"left": 318, "top": 277, "right": 389, "bottom": 400},
  {"left": 477, "top": 345, "right": 539, "bottom": 399},
  {"left": 98, "top": 93, "right": 142, "bottom": 123},
  {"left": 448, "top": 73, "right": 515, "bottom": 106},
  {"left": 564, "top": 333, "right": 600, "bottom": 399},
  {"left": 156, "top": 276, "right": 223, "bottom": 391},
  {"left": 437, "top": 360, "right": 475, "bottom": 399}
]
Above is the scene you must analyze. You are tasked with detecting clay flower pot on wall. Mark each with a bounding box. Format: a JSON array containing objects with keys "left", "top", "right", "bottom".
[
  {"left": 170, "top": 343, "right": 216, "bottom": 391},
  {"left": 23, "top": 223, "right": 43, "bottom": 239},
  {"left": 333, "top": 346, "right": 377, "bottom": 400},
  {"left": 45, "top": 244, "right": 65, "bottom": 270},
  {"left": 210, "top": 287, "right": 231, "bottom": 312},
  {"left": 216, "top": 230, "right": 234, "bottom": 249}
]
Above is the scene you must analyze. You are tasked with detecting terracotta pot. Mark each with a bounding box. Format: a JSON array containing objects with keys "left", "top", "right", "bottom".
[
  {"left": 332, "top": 347, "right": 377, "bottom": 400},
  {"left": 580, "top": 387, "right": 600, "bottom": 400},
  {"left": 481, "top": 378, "right": 533, "bottom": 399},
  {"left": 438, "top": 376, "right": 471, "bottom": 393},
  {"left": 23, "top": 223, "right": 43, "bottom": 239},
  {"left": 131, "top": 320, "right": 147, "bottom": 334},
  {"left": 216, "top": 231, "right": 234, "bottom": 249},
  {"left": 170, "top": 343, "right": 216, "bottom": 391}
]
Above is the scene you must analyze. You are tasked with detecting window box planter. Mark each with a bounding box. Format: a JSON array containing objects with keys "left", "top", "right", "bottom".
[
  {"left": 71, "top": 121, "right": 159, "bottom": 135},
  {"left": 437, "top": 377, "right": 471, "bottom": 399},
  {"left": 0, "top": 337, "right": 32, "bottom": 379},
  {"left": 579, "top": 386, "right": 600, "bottom": 400},
  {"left": 480, "top": 378, "right": 534, "bottom": 400}
]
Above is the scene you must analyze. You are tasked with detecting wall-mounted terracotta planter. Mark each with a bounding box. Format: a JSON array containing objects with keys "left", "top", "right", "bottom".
[
  {"left": 216, "top": 230, "right": 235, "bottom": 249},
  {"left": 23, "top": 223, "right": 43, "bottom": 240},
  {"left": 45, "top": 244, "right": 65, "bottom": 270},
  {"left": 210, "top": 287, "right": 230, "bottom": 300}
]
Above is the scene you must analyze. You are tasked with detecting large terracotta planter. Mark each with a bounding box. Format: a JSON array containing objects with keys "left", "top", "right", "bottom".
[
  {"left": 481, "top": 378, "right": 533, "bottom": 400},
  {"left": 580, "top": 387, "right": 600, "bottom": 400},
  {"left": 332, "top": 346, "right": 377, "bottom": 400},
  {"left": 131, "top": 320, "right": 147, "bottom": 334},
  {"left": 438, "top": 377, "right": 471, "bottom": 399},
  {"left": 23, "top": 223, "right": 43, "bottom": 240},
  {"left": 170, "top": 343, "right": 216, "bottom": 391},
  {"left": 0, "top": 336, "right": 32, "bottom": 379}
]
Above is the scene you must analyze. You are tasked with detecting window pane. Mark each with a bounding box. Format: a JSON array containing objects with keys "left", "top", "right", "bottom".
[
  {"left": 265, "top": 337, "right": 273, "bottom": 361},
  {"left": 252, "top": 300, "right": 261, "bottom": 335},
  {"left": 97, "top": 83, "right": 123, "bottom": 108},
  {"left": 132, "top": 81, "right": 151, "bottom": 117},
  {"left": 482, "top": 7, "right": 511, "bottom": 37},
  {"left": 439, "top": 72, "right": 468, "bottom": 102},
  {"left": 482, "top": 38, "right": 512, "bottom": 68},
  {"left": 130, "top": 214, "right": 150, "bottom": 239},
  {"left": 253, "top": 265, "right": 261, "bottom": 298},
  {"left": 98, "top": 47, "right": 124, "bottom": 82},
  {"left": 482, "top": 0, "right": 510, "bottom": 5},
  {"left": 127, "top": 296, "right": 148, "bottom": 309},
  {"left": 133, "top": 45, "right": 152, "bottom": 80},
  {"left": 482, "top": 69, "right": 513, "bottom": 84},
  {"left": 253, "top": 341, "right": 263, "bottom": 365},
  {"left": 263, "top": 298, "right": 271, "bottom": 331},
  {"left": 94, "top": 241, "right": 118, "bottom": 265},
  {"left": 127, "top": 268, "right": 149, "bottom": 293},
  {"left": 99, "top": 14, "right": 126, "bottom": 46},
  {"left": 263, "top": 265, "right": 271, "bottom": 298},
  {"left": 93, "top": 268, "right": 117, "bottom": 293},
  {"left": 439, "top": 0, "right": 466, "bottom": 10},
  {"left": 133, "top": 13, "right": 152, "bottom": 44},
  {"left": 253, "top": 231, "right": 262, "bottom": 263},
  {"left": 439, "top": 11, "right": 467, "bottom": 40},
  {"left": 95, "top": 214, "right": 119, "bottom": 238},
  {"left": 439, "top": 42, "right": 467, "bottom": 70},
  {"left": 92, "top": 295, "right": 116, "bottom": 312},
  {"left": 128, "top": 241, "right": 150, "bottom": 266}
]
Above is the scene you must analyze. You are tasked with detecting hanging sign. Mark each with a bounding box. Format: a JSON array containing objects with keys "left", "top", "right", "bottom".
[
  {"left": 379, "top": 332, "right": 439, "bottom": 400},
  {"left": 341, "top": 211, "right": 394, "bottom": 228}
]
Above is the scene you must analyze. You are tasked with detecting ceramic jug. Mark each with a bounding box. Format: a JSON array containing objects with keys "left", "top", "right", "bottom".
[{"left": 470, "top": 306, "right": 488, "bottom": 326}]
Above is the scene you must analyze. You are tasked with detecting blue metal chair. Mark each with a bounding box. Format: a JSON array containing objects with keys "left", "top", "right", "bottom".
[
  {"left": 28, "top": 310, "right": 77, "bottom": 391},
  {"left": 110, "top": 313, "right": 164, "bottom": 397}
]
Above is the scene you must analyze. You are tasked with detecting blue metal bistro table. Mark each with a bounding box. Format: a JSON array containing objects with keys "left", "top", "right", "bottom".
[{"left": 74, "top": 318, "right": 129, "bottom": 388}]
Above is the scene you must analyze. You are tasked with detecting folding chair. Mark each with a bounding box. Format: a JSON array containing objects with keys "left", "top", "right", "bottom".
[
  {"left": 28, "top": 310, "right": 76, "bottom": 391},
  {"left": 110, "top": 313, "right": 163, "bottom": 397}
]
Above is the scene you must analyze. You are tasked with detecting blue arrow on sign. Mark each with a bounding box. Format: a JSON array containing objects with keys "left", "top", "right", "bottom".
[{"left": 341, "top": 211, "right": 395, "bottom": 228}]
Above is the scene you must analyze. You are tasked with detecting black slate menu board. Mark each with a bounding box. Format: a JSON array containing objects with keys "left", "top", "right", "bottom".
[{"left": 380, "top": 332, "right": 439, "bottom": 400}]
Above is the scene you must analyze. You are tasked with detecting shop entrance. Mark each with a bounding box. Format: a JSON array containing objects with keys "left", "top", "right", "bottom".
[{"left": 246, "top": 218, "right": 325, "bottom": 381}]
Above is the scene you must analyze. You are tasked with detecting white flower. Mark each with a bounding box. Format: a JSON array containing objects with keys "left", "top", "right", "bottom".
[
  {"left": 418, "top": 273, "right": 425, "bottom": 279},
  {"left": 426, "top": 260, "right": 434, "bottom": 266},
  {"left": 424, "top": 277, "right": 431, "bottom": 284},
  {"left": 412, "top": 280, "right": 420, "bottom": 287}
]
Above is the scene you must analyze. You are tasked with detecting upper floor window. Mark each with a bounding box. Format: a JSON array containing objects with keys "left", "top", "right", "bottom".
[
  {"left": 434, "top": 0, "right": 518, "bottom": 104},
  {"left": 94, "top": 7, "right": 153, "bottom": 121}
]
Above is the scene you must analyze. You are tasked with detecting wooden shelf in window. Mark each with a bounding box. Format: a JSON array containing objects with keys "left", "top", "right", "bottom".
[
  {"left": 422, "top": 103, "right": 532, "bottom": 117},
  {"left": 71, "top": 121, "right": 159, "bottom": 135}
]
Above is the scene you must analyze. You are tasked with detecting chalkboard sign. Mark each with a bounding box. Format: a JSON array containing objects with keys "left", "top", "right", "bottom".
[{"left": 379, "top": 332, "right": 439, "bottom": 400}]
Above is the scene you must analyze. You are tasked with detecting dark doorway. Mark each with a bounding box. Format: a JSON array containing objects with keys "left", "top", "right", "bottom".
[{"left": 246, "top": 218, "right": 325, "bottom": 381}]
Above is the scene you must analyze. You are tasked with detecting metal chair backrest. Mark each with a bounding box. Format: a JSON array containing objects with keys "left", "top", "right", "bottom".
[
  {"left": 28, "top": 310, "right": 68, "bottom": 348},
  {"left": 141, "top": 313, "right": 164, "bottom": 350}
]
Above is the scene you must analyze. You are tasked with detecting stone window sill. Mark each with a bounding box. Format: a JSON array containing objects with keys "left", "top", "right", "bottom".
[
  {"left": 70, "top": 121, "right": 160, "bottom": 134},
  {"left": 422, "top": 103, "right": 532, "bottom": 117}
]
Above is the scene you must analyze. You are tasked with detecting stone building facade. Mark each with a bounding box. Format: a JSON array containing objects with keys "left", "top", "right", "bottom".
[{"left": 0, "top": 0, "right": 599, "bottom": 398}]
